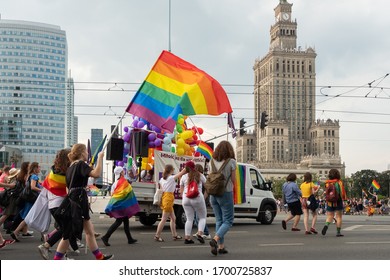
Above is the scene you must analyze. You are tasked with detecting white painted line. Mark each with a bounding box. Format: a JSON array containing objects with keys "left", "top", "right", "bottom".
[
  {"left": 343, "top": 225, "right": 363, "bottom": 231},
  {"left": 161, "top": 245, "right": 210, "bottom": 249},
  {"left": 258, "top": 243, "right": 304, "bottom": 247},
  {"left": 346, "top": 241, "right": 390, "bottom": 244}
]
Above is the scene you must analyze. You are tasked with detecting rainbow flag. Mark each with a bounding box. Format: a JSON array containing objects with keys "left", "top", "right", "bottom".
[
  {"left": 87, "top": 185, "right": 100, "bottom": 196},
  {"left": 105, "top": 177, "right": 140, "bottom": 219},
  {"left": 371, "top": 179, "right": 381, "bottom": 191},
  {"left": 126, "top": 50, "right": 233, "bottom": 132},
  {"left": 233, "top": 164, "right": 246, "bottom": 204},
  {"left": 41, "top": 169, "right": 67, "bottom": 197},
  {"left": 196, "top": 141, "right": 213, "bottom": 160}
]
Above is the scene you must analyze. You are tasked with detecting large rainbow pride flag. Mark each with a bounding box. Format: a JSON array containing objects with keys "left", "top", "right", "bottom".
[
  {"left": 126, "top": 50, "right": 233, "bottom": 132},
  {"left": 105, "top": 177, "right": 140, "bottom": 219},
  {"left": 41, "top": 168, "right": 67, "bottom": 197},
  {"left": 233, "top": 164, "right": 246, "bottom": 204}
]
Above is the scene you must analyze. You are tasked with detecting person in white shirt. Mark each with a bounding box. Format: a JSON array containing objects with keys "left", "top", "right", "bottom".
[
  {"left": 154, "top": 164, "right": 186, "bottom": 242},
  {"left": 180, "top": 161, "right": 207, "bottom": 245}
]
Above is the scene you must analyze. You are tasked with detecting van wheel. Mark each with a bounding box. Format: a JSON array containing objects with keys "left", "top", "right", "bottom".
[
  {"left": 175, "top": 206, "right": 186, "bottom": 229},
  {"left": 259, "top": 205, "right": 274, "bottom": 225},
  {"left": 139, "top": 214, "right": 158, "bottom": 226}
]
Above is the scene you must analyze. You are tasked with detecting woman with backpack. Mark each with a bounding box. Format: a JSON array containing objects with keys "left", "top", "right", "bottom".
[
  {"left": 179, "top": 160, "right": 207, "bottom": 245},
  {"left": 321, "top": 168, "right": 347, "bottom": 237},
  {"left": 208, "top": 140, "right": 236, "bottom": 255}
]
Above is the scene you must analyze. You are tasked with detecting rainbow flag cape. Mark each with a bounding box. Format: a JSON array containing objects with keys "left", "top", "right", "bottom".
[
  {"left": 126, "top": 50, "right": 233, "bottom": 132},
  {"left": 233, "top": 164, "right": 246, "bottom": 204},
  {"left": 41, "top": 168, "right": 67, "bottom": 197},
  {"left": 105, "top": 177, "right": 140, "bottom": 218},
  {"left": 371, "top": 179, "right": 380, "bottom": 191},
  {"left": 196, "top": 141, "right": 213, "bottom": 160}
]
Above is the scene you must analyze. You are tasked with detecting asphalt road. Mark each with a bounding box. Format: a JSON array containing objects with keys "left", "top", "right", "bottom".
[{"left": 1, "top": 212, "right": 389, "bottom": 260}]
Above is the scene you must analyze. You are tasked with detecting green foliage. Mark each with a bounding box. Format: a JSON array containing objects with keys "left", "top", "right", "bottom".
[{"left": 350, "top": 169, "right": 390, "bottom": 197}]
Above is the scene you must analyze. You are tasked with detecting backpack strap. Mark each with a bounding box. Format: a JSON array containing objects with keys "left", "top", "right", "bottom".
[{"left": 217, "top": 159, "right": 230, "bottom": 173}]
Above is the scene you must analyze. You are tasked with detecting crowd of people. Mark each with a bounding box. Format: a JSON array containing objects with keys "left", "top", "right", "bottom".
[
  {"left": 279, "top": 169, "right": 388, "bottom": 237},
  {"left": 0, "top": 140, "right": 236, "bottom": 258},
  {"left": 1, "top": 141, "right": 388, "bottom": 259}
]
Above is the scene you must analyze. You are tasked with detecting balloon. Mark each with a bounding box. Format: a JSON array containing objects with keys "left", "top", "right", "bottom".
[
  {"left": 154, "top": 139, "right": 162, "bottom": 146},
  {"left": 123, "top": 126, "right": 129, "bottom": 133},
  {"left": 178, "top": 114, "right": 184, "bottom": 119},
  {"left": 123, "top": 133, "right": 130, "bottom": 143},
  {"left": 123, "top": 157, "right": 128, "bottom": 163},
  {"left": 178, "top": 118, "right": 184, "bottom": 125},
  {"left": 138, "top": 121, "right": 145, "bottom": 128},
  {"left": 177, "top": 147, "right": 185, "bottom": 156},
  {"left": 148, "top": 133, "right": 156, "bottom": 141},
  {"left": 184, "top": 144, "right": 190, "bottom": 151},
  {"left": 162, "top": 144, "right": 171, "bottom": 152},
  {"left": 132, "top": 120, "right": 138, "bottom": 128},
  {"left": 117, "top": 161, "right": 124, "bottom": 167},
  {"left": 197, "top": 127, "right": 204, "bottom": 135},
  {"left": 148, "top": 141, "right": 155, "bottom": 148},
  {"left": 124, "top": 142, "right": 130, "bottom": 150},
  {"left": 154, "top": 127, "right": 161, "bottom": 133},
  {"left": 163, "top": 137, "right": 171, "bottom": 145},
  {"left": 176, "top": 138, "right": 185, "bottom": 147},
  {"left": 171, "top": 146, "right": 176, "bottom": 153}
]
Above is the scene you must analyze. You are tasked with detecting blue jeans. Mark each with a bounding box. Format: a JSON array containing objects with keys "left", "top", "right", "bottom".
[{"left": 210, "top": 191, "right": 234, "bottom": 244}]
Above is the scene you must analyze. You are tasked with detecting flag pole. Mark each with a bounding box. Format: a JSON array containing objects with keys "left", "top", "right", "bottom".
[{"left": 102, "top": 111, "right": 127, "bottom": 151}]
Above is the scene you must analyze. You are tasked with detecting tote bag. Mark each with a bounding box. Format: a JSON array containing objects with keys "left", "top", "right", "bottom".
[{"left": 24, "top": 188, "right": 51, "bottom": 233}]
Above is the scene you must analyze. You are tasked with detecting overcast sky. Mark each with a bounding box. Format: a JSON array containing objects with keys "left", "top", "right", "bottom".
[{"left": 1, "top": 0, "right": 390, "bottom": 176}]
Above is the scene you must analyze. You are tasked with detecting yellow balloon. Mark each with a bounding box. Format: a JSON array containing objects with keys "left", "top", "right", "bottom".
[
  {"left": 178, "top": 118, "right": 184, "bottom": 125},
  {"left": 176, "top": 138, "right": 185, "bottom": 147},
  {"left": 184, "top": 144, "right": 190, "bottom": 151},
  {"left": 177, "top": 147, "right": 185, "bottom": 156}
]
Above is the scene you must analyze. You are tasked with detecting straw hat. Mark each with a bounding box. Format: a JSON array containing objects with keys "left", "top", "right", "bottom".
[{"left": 8, "top": 168, "right": 20, "bottom": 179}]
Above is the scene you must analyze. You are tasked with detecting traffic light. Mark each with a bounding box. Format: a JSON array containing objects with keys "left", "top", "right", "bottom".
[
  {"left": 239, "top": 118, "right": 246, "bottom": 136},
  {"left": 260, "top": 111, "right": 268, "bottom": 129}
]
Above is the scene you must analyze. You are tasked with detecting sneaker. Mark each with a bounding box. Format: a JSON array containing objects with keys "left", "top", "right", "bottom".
[
  {"left": 10, "top": 232, "right": 20, "bottom": 242},
  {"left": 184, "top": 239, "right": 194, "bottom": 244},
  {"left": 0, "top": 239, "right": 15, "bottom": 249},
  {"left": 336, "top": 233, "right": 344, "bottom": 237},
  {"left": 282, "top": 220, "right": 287, "bottom": 230},
  {"left": 77, "top": 241, "right": 85, "bottom": 248},
  {"left": 21, "top": 232, "right": 34, "bottom": 237},
  {"left": 202, "top": 234, "right": 212, "bottom": 240},
  {"left": 310, "top": 228, "right": 318, "bottom": 234},
  {"left": 101, "top": 254, "right": 114, "bottom": 260},
  {"left": 196, "top": 234, "right": 205, "bottom": 244},
  {"left": 305, "top": 231, "right": 312, "bottom": 235},
  {"left": 209, "top": 239, "right": 218, "bottom": 256},
  {"left": 38, "top": 244, "right": 50, "bottom": 260},
  {"left": 101, "top": 236, "right": 110, "bottom": 246},
  {"left": 218, "top": 248, "right": 228, "bottom": 254},
  {"left": 322, "top": 225, "right": 328, "bottom": 236},
  {"left": 291, "top": 228, "right": 301, "bottom": 231}
]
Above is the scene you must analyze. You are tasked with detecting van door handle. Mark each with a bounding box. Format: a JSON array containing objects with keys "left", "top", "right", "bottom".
[{"left": 250, "top": 189, "right": 253, "bottom": 195}]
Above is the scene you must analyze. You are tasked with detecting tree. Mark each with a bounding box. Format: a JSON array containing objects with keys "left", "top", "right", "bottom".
[{"left": 350, "top": 169, "right": 380, "bottom": 198}]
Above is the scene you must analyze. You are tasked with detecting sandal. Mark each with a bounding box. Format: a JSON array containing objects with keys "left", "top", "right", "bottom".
[
  {"left": 172, "top": 235, "right": 182, "bottom": 240},
  {"left": 154, "top": 236, "right": 164, "bottom": 242}
]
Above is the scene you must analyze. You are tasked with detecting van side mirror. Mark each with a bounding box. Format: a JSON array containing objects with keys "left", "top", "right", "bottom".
[{"left": 263, "top": 181, "right": 273, "bottom": 191}]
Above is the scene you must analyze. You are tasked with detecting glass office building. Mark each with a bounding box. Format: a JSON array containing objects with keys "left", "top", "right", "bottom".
[{"left": 0, "top": 19, "right": 67, "bottom": 174}]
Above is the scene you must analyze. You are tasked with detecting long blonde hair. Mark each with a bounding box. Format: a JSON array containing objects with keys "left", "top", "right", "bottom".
[{"left": 68, "top": 143, "right": 86, "bottom": 162}]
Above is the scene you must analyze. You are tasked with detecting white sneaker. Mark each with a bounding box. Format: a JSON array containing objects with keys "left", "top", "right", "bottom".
[
  {"left": 38, "top": 244, "right": 50, "bottom": 260},
  {"left": 202, "top": 234, "right": 212, "bottom": 240},
  {"left": 192, "top": 233, "right": 197, "bottom": 237},
  {"left": 77, "top": 241, "right": 85, "bottom": 248}
]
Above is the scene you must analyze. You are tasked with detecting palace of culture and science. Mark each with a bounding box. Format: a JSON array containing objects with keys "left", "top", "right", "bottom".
[{"left": 236, "top": 0, "right": 345, "bottom": 179}]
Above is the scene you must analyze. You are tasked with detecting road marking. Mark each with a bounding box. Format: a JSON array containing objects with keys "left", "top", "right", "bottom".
[
  {"left": 346, "top": 241, "right": 390, "bottom": 244},
  {"left": 161, "top": 245, "right": 210, "bottom": 249},
  {"left": 344, "top": 225, "right": 363, "bottom": 231},
  {"left": 258, "top": 243, "right": 304, "bottom": 247}
]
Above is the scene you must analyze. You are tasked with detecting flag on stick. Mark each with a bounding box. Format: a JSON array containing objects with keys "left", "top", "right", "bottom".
[
  {"left": 196, "top": 141, "right": 213, "bottom": 160},
  {"left": 90, "top": 135, "right": 107, "bottom": 166},
  {"left": 371, "top": 179, "right": 381, "bottom": 191},
  {"left": 126, "top": 50, "right": 233, "bottom": 132}
]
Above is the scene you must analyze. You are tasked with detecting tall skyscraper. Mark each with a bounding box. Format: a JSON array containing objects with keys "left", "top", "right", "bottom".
[
  {"left": 0, "top": 18, "right": 68, "bottom": 174},
  {"left": 254, "top": 0, "right": 317, "bottom": 163},
  {"left": 237, "top": 0, "right": 344, "bottom": 177},
  {"left": 66, "top": 73, "right": 78, "bottom": 147}
]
